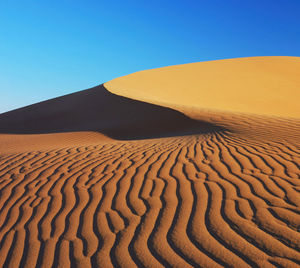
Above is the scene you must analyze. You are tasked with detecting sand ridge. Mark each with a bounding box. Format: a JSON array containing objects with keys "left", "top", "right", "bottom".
[
  {"left": 0, "top": 56, "right": 299, "bottom": 267},
  {"left": 105, "top": 56, "right": 300, "bottom": 118}
]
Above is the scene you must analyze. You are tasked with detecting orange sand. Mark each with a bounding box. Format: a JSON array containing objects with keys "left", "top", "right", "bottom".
[
  {"left": 0, "top": 57, "right": 299, "bottom": 267},
  {"left": 105, "top": 56, "right": 300, "bottom": 118}
]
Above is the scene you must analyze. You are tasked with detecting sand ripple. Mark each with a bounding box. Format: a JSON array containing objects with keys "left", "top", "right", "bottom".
[{"left": 0, "top": 131, "right": 299, "bottom": 267}]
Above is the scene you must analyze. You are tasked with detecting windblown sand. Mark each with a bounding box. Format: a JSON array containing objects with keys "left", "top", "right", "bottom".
[{"left": 0, "top": 57, "right": 299, "bottom": 267}]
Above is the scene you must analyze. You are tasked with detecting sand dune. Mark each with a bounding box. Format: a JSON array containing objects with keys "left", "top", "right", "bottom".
[
  {"left": 105, "top": 56, "right": 300, "bottom": 118},
  {"left": 0, "top": 57, "right": 299, "bottom": 267}
]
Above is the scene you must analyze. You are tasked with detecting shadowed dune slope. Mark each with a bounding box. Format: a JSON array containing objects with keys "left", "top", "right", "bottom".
[
  {"left": 0, "top": 57, "right": 299, "bottom": 267},
  {"left": 0, "top": 84, "right": 222, "bottom": 140}
]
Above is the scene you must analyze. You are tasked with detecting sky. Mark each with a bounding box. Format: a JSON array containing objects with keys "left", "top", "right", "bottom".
[{"left": 0, "top": 0, "right": 300, "bottom": 113}]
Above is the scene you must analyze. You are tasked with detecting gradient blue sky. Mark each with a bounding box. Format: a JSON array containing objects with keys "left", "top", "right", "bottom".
[{"left": 1, "top": 0, "right": 300, "bottom": 113}]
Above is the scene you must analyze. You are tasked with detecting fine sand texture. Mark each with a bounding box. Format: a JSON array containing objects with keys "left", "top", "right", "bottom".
[{"left": 0, "top": 56, "right": 299, "bottom": 267}]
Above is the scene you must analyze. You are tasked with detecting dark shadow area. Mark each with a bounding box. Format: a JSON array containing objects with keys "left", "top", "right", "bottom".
[{"left": 0, "top": 84, "right": 225, "bottom": 140}]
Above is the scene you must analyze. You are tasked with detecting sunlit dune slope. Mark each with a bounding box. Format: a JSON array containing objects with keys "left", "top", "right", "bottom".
[
  {"left": 0, "top": 57, "right": 299, "bottom": 267},
  {"left": 105, "top": 56, "right": 300, "bottom": 118}
]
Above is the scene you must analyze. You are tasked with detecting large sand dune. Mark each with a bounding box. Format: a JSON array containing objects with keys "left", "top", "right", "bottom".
[{"left": 0, "top": 57, "right": 299, "bottom": 267}]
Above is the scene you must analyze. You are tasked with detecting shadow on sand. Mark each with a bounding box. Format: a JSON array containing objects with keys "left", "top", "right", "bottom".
[{"left": 0, "top": 84, "right": 225, "bottom": 140}]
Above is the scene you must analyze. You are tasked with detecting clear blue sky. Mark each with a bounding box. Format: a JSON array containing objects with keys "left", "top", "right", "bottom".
[{"left": 1, "top": 0, "right": 300, "bottom": 113}]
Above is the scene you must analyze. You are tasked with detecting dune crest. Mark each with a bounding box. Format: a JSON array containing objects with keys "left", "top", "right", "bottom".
[
  {"left": 105, "top": 56, "right": 300, "bottom": 118},
  {"left": 0, "top": 57, "right": 299, "bottom": 267}
]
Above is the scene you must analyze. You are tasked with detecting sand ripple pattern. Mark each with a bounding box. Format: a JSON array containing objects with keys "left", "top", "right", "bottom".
[{"left": 0, "top": 133, "right": 299, "bottom": 268}]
